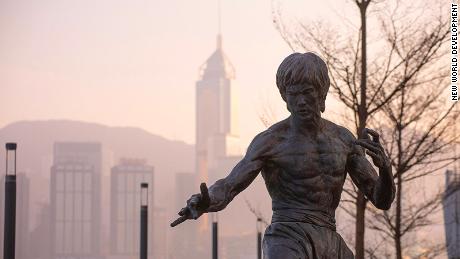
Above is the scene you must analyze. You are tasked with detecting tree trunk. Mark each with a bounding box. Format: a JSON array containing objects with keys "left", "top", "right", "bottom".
[
  {"left": 395, "top": 172, "right": 402, "bottom": 259},
  {"left": 355, "top": 2, "right": 369, "bottom": 258},
  {"left": 394, "top": 86, "right": 405, "bottom": 259},
  {"left": 355, "top": 191, "right": 367, "bottom": 259},
  {"left": 355, "top": 116, "right": 367, "bottom": 259}
]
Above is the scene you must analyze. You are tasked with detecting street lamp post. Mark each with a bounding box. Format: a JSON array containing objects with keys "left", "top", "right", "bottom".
[
  {"left": 257, "top": 217, "right": 263, "bottom": 259},
  {"left": 212, "top": 213, "right": 218, "bottom": 259},
  {"left": 140, "top": 183, "right": 148, "bottom": 259},
  {"left": 4, "top": 143, "right": 17, "bottom": 259}
]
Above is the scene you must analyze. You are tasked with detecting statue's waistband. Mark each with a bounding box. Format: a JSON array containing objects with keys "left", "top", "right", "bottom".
[{"left": 271, "top": 208, "right": 336, "bottom": 231}]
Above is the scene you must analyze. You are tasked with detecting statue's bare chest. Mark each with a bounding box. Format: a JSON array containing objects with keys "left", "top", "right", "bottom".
[{"left": 268, "top": 133, "right": 349, "bottom": 178}]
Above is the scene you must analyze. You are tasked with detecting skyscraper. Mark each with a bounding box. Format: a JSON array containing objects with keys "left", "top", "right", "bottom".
[
  {"left": 50, "top": 142, "right": 102, "bottom": 259},
  {"left": 443, "top": 169, "right": 460, "bottom": 258},
  {"left": 195, "top": 34, "right": 241, "bottom": 186},
  {"left": 110, "top": 158, "right": 154, "bottom": 257},
  {"left": 193, "top": 32, "right": 244, "bottom": 257}
]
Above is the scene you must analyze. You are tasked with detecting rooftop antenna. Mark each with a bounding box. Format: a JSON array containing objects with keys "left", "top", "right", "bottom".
[
  {"left": 218, "top": 0, "right": 221, "bottom": 35},
  {"left": 217, "top": 0, "right": 222, "bottom": 49}
]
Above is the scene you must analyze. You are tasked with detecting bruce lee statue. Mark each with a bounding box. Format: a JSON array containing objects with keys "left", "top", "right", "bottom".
[{"left": 171, "top": 52, "right": 395, "bottom": 259}]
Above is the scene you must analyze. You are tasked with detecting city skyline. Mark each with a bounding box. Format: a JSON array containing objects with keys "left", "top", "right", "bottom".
[
  {"left": 0, "top": 0, "right": 354, "bottom": 147},
  {"left": 0, "top": 120, "right": 452, "bottom": 259}
]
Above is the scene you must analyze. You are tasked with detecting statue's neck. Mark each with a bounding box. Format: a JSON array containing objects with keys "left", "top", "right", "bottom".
[{"left": 290, "top": 115, "right": 322, "bottom": 137}]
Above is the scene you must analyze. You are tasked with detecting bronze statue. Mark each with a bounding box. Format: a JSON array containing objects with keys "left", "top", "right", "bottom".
[{"left": 171, "top": 52, "right": 395, "bottom": 258}]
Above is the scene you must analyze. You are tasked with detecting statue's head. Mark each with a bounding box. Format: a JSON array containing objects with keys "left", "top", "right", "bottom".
[
  {"left": 276, "top": 52, "right": 330, "bottom": 113},
  {"left": 276, "top": 52, "right": 330, "bottom": 124}
]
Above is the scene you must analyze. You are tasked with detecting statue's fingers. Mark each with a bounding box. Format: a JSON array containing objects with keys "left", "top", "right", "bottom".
[
  {"left": 355, "top": 140, "right": 380, "bottom": 153},
  {"left": 365, "top": 149, "right": 379, "bottom": 159},
  {"left": 178, "top": 207, "right": 188, "bottom": 216},
  {"left": 356, "top": 138, "right": 380, "bottom": 147},
  {"left": 188, "top": 196, "right": 200, "bottom": 207},
  {"left": 363, "top": 138, "right": 380, "bottom": 148},
  {"left": 360, "top": 129, "right": 370, "bottom": 140},
  {"left": 200, "top": 183, "right": 210, "bottom": 204},
  {"left": 362, "top": 129, "right": 384, "bottom": 152},
  {"left": 190, "top": 208, "right": 199, "bottom": 219},
  {"left": 365, "top": 128, "right": 380, "bottom": 142},
  {"left": 200, "top": 183, "right": 209, "bottom": 198},
  {"left": 170, "top": 215, "right": 188, "bottom": 227}
]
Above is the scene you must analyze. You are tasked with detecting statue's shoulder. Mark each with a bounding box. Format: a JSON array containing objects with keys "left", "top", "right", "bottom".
[
  {"left": 321, "top": 119, "right": 355, "bottom": 143},
  {"left": 266, "top": 118, "right": 290, "bottom": 136},
  {"left": 248, "top": 118, "right": 289, "bottom": 154}
]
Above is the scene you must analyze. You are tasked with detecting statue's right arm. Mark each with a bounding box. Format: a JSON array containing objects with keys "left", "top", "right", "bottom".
[{"left": 206, "top": 131, "right": 270, "bottom": 212}]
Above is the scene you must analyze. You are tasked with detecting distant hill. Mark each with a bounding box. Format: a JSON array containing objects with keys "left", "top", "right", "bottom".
[{"left": 0, "top": 120, "right": 195, "bottom": 226}]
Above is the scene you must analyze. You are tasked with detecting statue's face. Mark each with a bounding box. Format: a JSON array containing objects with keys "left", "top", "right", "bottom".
[{"left": 285, "top": 83, "right": 321, "bottom": 123}]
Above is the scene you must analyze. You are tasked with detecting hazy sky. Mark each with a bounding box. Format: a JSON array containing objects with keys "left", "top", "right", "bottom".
[
  {"left": 0, "top": 0, "right": 382, "bottom": 146},
  {"left": 0, "top": 0, "right": 451, "bottom": 252}
]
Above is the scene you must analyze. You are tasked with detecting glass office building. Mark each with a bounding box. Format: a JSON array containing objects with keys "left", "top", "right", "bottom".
[
  {"left": 110, "top": 158, "right": 154, "bottom": 256},
  {"left": 50, "top": 142, "right": 102, "bottom": 259}
]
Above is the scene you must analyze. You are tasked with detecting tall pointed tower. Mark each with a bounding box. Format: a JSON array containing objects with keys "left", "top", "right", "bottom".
[
  {"left": 195, "top": 34, "right": 241, "bottom": 234},
  {"left": 195, "top": 34, "right": 240, "bottom": 185}
]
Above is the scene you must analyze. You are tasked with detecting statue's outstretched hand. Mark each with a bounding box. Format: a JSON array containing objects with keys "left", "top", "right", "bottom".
[
  {"left": 355, "top": 128, "right": 391, "bottom": 170},
  {"left": 170, "top": 182, "right": 211, "bottom": 227}
]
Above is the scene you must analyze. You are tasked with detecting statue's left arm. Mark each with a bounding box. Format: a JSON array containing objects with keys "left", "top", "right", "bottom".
[
  {"left": 345, "top": 128, "right": 395, "bottom": 210},
  {"left": 170, "top": 130, "right": 272, "bottom": 227},
  {"left": 206, "top": 130, "right": 271, "bottom": 212}
]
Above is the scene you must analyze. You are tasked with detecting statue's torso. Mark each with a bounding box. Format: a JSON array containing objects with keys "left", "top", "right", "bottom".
[{"left": 261, "top": 119, "right": 351, "bottom": 217}]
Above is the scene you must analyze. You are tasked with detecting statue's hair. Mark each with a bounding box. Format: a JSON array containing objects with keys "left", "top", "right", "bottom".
[{"left": 276, "top": 52, "right": 330, "bottom": 112}]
